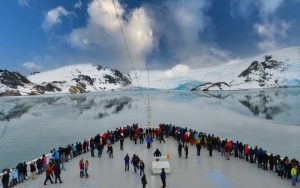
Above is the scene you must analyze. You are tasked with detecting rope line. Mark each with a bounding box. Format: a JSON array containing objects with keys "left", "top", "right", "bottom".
[{"left": 112, "top": 0, "right": 148, "bottom": 109}]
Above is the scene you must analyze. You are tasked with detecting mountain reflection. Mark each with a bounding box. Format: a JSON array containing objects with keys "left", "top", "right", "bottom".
[
  {"left": 0, "top": 95, "right": 132, "bottom": 121},
  {"left": 239, "top": 91, "right": 288, "bottom": 120}
]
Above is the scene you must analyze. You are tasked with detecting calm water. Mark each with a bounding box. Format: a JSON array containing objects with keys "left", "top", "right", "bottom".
[{"left": 0, "top": 88, "right": 300, "bottom": 169}]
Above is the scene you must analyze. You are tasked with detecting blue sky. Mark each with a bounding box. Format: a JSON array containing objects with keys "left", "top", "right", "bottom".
[{"left": 0, "top": 0, "right": 300, "bottom": 74}]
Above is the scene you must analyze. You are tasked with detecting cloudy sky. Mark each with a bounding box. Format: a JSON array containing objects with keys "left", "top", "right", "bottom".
[{"left": 0, "top": 0, "right": 300, "bottom": 74}]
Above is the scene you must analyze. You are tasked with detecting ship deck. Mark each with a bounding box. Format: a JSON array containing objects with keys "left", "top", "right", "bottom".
[{"left": 12, "top": 137, "right": 292, "bottom": 188}]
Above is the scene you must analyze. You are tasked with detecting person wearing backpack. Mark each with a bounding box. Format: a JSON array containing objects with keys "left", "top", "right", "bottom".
[{"left": 30, "top": 161, "right": 36, "bottom": 180}]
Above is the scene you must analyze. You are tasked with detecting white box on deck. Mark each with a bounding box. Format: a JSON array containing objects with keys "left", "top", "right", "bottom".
[{"left": 151, "top": 156, "right": 171, "bottom": 175}]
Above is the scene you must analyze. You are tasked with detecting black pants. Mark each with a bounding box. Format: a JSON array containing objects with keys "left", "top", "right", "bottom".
[
  {"left": 147, "top": 142, "right": 150, "bottom": 149},
  {"left": 142, "top": 183, "right": 146, "bottom": 188},
  {"left": 120, "top": 141, "right": 124, "bottom": 150},
  {"left": 2, "top": 182, "right": 9, "bottom": 188},
  {"left": 125, "top": 163, "right": 129, "bottom": 171},
  {"left": 197, "top": 148, "right": 201, "bottom": 156},
  {"left": 44, "top": 175, "right": 53, "bottom": 185},
  {"left": 178, "top": 150, "right": 182, "bottom": 158},
  {"left": 162, "top": 179, "right": 166, "bottom": 187},
  {"left": 55, "top": 174, "right": 62, "bottom": 183},
  {"left": 209, "top": 149, "right": 212, "bottom": 157},
  {"left": 91, "top": 149, "right": 95, "bottom": 157}
]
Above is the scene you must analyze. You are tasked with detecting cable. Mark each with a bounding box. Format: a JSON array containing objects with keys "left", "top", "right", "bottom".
[{"left": 112, "top": 0, "right": 148, "bottom": 109}]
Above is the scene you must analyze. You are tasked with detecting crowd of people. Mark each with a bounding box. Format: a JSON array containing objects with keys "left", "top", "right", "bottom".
[{"left": 1, "top": 123, "right": 299, "bottom": 187}]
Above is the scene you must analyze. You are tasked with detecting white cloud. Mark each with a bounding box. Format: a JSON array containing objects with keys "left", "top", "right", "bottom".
[
  {"left": 259, "top": 0, "right": 284, "bottom": 18},
  {"left": 18, "top": 0, "right": 29, "bottom": 7},
  {"left": 68, "top": 0, "right": 154, "bottom": 69},
  {"left": 67, "top": 0, "right": 230, "bottom": 69},
  {"left": 23, "top": 62, "right": 42, "bottom": 70},
  {"left": 146, "top": 0, "right": 229, "bottom": 67},
  {"left": 230, "top": 0, "right": 285, "bottom": 19},
  {"left": 164, "top": 64, "right": 190, "bottom": 78},
  {"left": 74, "top": 0, "right": 82, "bottom": 9},
  {"left": 230, "top": 0, "right": 292, "bottom": 51},
  {"left": 254, "top": 19, "right": 291, "bottom": 50},
  {"left": 42, "top": 6, "right": 69, "bottom": 30}
]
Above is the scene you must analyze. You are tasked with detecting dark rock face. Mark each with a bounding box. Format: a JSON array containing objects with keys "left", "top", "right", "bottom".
[
  {"left": 30, "top": 71, "right": 40, "bottom": 75},
  {"left": 33, "top": 83, "right": 62, "bottom": 94},
  {"left": 238, "top": 55, "right": 285, "bottom": 87},
  {"left": 191, "top": 82, "right": 231, "bottom": 91},
  {"left": 0, "top": 69, "right": 31, "bottom": 89},
  {"left": 0, "top": 91, "right": 22, "bottom": 97},
  {"left": 78, "top": 75, "right": 94, "bottom": 85},
  {"left": 104, "top": 70, "right": 131, "bottom": 86},
  {"left": 112, "top": 69, "right": 131, "bottom": 86}
]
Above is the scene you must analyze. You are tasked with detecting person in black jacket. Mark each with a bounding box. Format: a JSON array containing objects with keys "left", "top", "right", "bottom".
[
  {"left": 1, "top": 168, "right": 10, "bottom": 188},
  {"left": 54, "top": 162, "right": 63, "bottom": 184},
  {"left": 262, "top": 151, "right": 268, "bottom": 170},
  {"left": 249, "top": 147, "right": 254, "bottom": 163},
  {"left": 90, "top": 138, "right": 95, "bottom": 157},
  {"left": 208, "top": 141, "right": 213, "bottom": 157},
  {"left": 36, "top": 158, "right": 43, "bottom": 174},
  {"left": 154, "top": 148, "right": 162, "bottom": 157},
  {"left": 141, "top": 174, "right": 147, "bottom": 188},
  {"left": 22, "top": 162, "right": 28, "bottom": 180},
  {"left": 30, "top": 161, "right": 36, "bottom": 180},
  {"left": 196, "top": 142, "right": 201, "bottom": 156},
  {"left": 16, "top": 162, "right": 24, "bottom": 183},
  {"left": 269, "top": 154, "right": 274, "bottom": 171},
  {"left": 120, "top": 134, "right": 124, "bottom": 150},
  {"left": 184, "top": 145, "right": 189, "bottom": 159},
  {"left": 178, "top": 142, "right": 183, "bottom": 158}
]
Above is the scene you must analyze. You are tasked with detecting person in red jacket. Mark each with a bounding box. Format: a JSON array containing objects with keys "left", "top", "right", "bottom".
[
  {"left": 225, "top": 141, "right": 231, "bottom": 160},
  {"left": 244, "top": 144, "right": 249, "bottom": 161},
  {"left": 79, "top": 159, "right": 85, "bottom": 178}
]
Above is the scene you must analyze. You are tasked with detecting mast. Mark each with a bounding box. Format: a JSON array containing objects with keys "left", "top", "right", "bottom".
[{"left": 147, "top": 64, "right": 151, "bottom": 127}]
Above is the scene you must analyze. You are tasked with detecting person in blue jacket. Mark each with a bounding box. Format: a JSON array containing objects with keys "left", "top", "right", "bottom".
[
  {"left": 146, "top": 134, "right": 152, "bottom": 149},
  {"left": 54, "top": 149, "right": 60, "bottom": 162},
  {"left": 160, "top": 168, "right": 166, "bottom": 188},
  {"left": 124, "top": 154, "right": 130, "bottom": 171}
]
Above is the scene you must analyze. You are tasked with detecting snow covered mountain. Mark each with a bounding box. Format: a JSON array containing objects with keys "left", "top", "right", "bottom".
[
  {"left": 133, "top": 47, "right": 300, "bottom": 91},
  {"left": 0, "top": 64, "right": 131, "bottom": 96},
  {"left": 1, "top": 47, "right": 299, "bottom": 96}
]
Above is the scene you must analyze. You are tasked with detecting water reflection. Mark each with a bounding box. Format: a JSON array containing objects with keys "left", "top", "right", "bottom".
[
  {"left": 239, "top": 92, "right": 288, "bottom": 120},
  {"left": 0, "top": 89, "right": 299, "bottom": 124},
  {"left": 0, "top": 95, "right": 133, "bottom": 121}
]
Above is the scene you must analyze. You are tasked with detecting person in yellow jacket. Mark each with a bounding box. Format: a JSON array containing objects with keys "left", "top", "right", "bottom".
[{"left": 291, "top": 166, "right": 297, "bottom": 186}]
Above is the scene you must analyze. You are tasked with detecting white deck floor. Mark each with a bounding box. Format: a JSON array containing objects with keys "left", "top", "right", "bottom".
[{"left": 14, "top": 137, "right": 294, "bottom": 188}]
